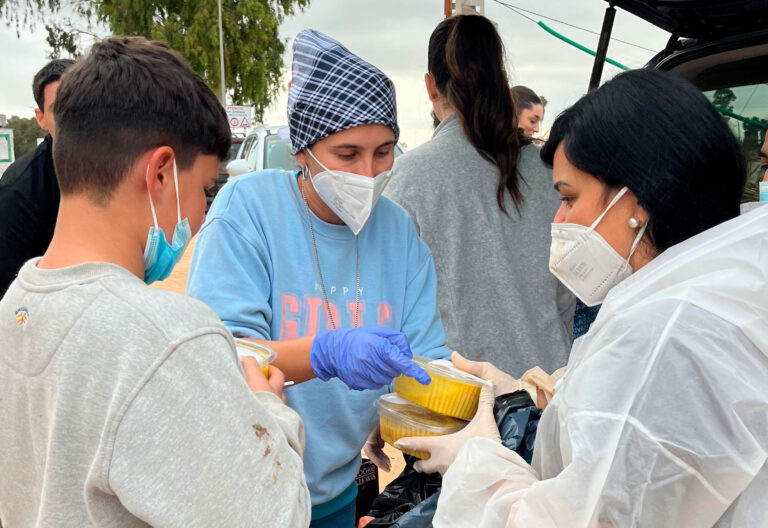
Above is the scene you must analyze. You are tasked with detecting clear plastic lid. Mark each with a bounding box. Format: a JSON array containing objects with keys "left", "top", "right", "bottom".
[
  {"left": 234, "top": 338, "right": 277, "bottom": 368},
  {"left": 377, "top": 393, "right": 468, "bottom": 434},
  {"left": 411, "top": 356, "right": 490, "bottom": 387}
]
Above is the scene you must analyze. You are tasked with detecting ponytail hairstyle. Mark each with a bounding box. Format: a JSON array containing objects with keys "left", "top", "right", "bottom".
[{"left": 428, "top": 15, "right": 525, "bottom": 214}]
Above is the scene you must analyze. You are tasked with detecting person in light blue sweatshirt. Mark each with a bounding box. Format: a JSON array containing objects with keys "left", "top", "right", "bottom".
[{"left": 187, "top": 29, "right": 450, "bottom": 528}]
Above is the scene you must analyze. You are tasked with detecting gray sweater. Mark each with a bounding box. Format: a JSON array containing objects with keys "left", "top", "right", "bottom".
[
  {"left": 0, "top": 260, "right": 310, "bottom": 527},
  {"left": 386, "top": 114, "right": 575, "bottom": 376}
]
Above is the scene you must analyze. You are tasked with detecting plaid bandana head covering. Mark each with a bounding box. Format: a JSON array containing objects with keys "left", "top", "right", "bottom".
[{"left": 287, "top": 29, "right": 399, "bottom": 154}]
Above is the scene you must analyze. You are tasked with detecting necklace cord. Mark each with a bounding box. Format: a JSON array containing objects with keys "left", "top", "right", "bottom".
[{"left": 298, "top": 173, "right": 360, "bottom": 329}]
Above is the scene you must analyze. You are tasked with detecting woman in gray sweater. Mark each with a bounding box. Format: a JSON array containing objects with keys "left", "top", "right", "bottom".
[{"left": 386, "top": 14, "right": 574, "bottom": 376}]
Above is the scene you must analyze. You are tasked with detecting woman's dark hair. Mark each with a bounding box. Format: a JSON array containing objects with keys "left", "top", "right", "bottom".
[
  {"left": 541, "top": 69, "right": 746, "bottom": 253},
  {"left": 511, "top": 85, "right": 542, "bottom": 111},
  {"left": 428, "top": 15, "right": 525, "bottom": 214}
]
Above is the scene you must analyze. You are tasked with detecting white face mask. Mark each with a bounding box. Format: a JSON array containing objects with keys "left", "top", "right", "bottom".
[
  {"left": 549, "top": 187, "right": 647, "bottom": 307},
  {"left": 305, "top": 148, "right": 391, "bottom": 235}
]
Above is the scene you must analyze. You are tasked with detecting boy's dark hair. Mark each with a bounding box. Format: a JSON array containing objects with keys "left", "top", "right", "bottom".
[
  {"left": 541, "top": 69, "right": 746, "bottom": 253},
  {"left": 32, "top": 58, "right": 75, "bottom": 110},
  {"left": 510, "top": 85, "right": 542, "bottom": 111},
  {"left": 53, "top": 36, "right": 231, "bottom": 203}
]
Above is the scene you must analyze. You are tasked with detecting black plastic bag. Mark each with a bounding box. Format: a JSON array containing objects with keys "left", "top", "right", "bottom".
[
  {"left": 363, "top": 455, "right": 442, "bottom": 527},
  {"left": 390, "top": 491, "right": 438, "bottom": 528},
  {"left": 365, "top": 390, "right": 541, "bottom": 527},
  {"left": 494, "top": 390, "right": 542, "bottom": 464}
]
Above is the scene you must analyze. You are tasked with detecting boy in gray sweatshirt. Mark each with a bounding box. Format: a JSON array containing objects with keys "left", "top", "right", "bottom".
[{"left": 0, "top": 37, "right": 310, "bottom": 527}]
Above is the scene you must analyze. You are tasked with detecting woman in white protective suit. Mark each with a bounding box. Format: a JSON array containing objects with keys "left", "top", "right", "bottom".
[{"left": 396, "top": 69, "right": 768, "bottom": 527}]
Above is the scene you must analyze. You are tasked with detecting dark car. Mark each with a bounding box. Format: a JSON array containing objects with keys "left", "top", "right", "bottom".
[
  {"left": 206, "top": 135, "right": 244, "bottom": 211},
  {"left": 590, "top": 0, "right": 768, "bottom": 201}
]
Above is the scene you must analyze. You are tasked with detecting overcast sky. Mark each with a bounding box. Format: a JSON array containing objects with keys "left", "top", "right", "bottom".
[{"left": 0, "top": 0, "right": 670, "bottom": 148}]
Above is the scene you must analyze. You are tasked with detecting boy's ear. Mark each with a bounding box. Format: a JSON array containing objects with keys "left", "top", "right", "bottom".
[{"left": 145, "top": 147, "right": 176, "bottom": 197}]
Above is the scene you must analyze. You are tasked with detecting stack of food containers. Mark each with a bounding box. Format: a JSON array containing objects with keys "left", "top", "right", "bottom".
[{"left": 377, "top": 356, "right": 490, "bottom": 459}]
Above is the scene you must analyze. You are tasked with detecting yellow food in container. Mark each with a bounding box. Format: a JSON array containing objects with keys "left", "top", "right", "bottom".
[
  {"left": 377, "top": 393, "right": 468, "bottom": 459},
  {"left": 234, "top": 338, "right": 277, "bottom": 377},
  {"left": 394, "top": 356, "right": 487, "bottom": 420}
]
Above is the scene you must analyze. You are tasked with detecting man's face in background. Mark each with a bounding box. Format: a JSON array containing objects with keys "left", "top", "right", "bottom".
[{"left": 35, "top": 81, "right": 60, "bottom": 138}]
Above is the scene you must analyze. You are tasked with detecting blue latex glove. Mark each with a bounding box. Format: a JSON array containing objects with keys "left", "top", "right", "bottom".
[{"left": 310, "top": 327, "right": 431, "bottom": 390}]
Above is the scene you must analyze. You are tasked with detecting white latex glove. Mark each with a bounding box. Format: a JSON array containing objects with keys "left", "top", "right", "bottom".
[
  {"left": 394, "top": 385, "right": 500, "bottom": 475},
  {"left": 363, "top": 426, "right": 391, "bottom": 472},
  {"left": 451, "top": 351, "right": 519, "bottom": 397}
]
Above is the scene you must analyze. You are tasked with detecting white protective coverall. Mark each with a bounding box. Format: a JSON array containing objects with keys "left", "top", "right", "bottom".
[{"left": 434, "top": 204, "right": 768, "bottom": 527}]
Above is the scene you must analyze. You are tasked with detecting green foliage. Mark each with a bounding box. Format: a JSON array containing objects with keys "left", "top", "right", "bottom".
[
  {"left": 1, "top": 0, "right": 310, "bottom": 120},
  {"left": 712, "top": 88, "right": 737, "bottom": 121},
  {"left": 740, "top": 116, "right": 767, "bottom": 203},
  {"left": 742, "top": 116, "right": 768, "bottom": 153},
  {"left": 5, "top": 115, "right": 46, "bottom": 159},
  {"left": 712, "top": 88, "right": 737, "bottom": 110}
]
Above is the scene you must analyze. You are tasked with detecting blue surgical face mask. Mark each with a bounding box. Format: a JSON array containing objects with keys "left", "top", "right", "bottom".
[{"left": 143, "top": 160, "right": 192, "bottom": 284}]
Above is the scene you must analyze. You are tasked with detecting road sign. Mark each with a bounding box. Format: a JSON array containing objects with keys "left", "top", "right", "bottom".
[
  {"left": 0, "top": 129, "right": 15, "bottom": 179},
  {"left": 226, "top": 105, "right": 253, "bottom": 130}
]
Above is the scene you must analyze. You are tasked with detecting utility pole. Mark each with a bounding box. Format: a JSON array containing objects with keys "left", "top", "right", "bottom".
[
  {"left": 217, "top": 0, "right": 226, "bottom": 105},
  {"left": 446, "top": 0, "right": 485, "bottom": 17}
]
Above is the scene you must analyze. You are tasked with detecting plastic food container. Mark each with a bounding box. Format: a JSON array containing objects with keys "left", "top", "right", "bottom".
[
  {"left": 377, "top": 393, "right": 468, "bottom": 459},
  {"left": 234, "top": 339, "right": 277, "bottom": 377},
  {"left": 394, "top": 357, "right": 488, "bottom": 420}
]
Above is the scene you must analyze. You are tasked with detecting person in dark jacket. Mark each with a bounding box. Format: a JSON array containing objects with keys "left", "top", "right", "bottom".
[{"left": 0, "top": 58, "right": 74, "bottom": 297}]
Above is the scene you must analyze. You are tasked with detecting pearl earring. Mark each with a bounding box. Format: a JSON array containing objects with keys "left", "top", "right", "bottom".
[{"left": 628, "top": 217, "right": 640, "bottom": 229}]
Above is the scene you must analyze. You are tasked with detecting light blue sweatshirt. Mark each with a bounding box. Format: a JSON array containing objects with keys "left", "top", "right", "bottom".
[{"left": 186, "top": 170, "right": 450, "bottom": 519}]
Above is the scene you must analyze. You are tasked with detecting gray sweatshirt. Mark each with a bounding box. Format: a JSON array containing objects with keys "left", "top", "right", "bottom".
[
  {"left": 386, "top": 114, "right": 575, "bottom": 376},
  {"left": 0, "top": 260, "right": 310, "bottom": 527}
]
